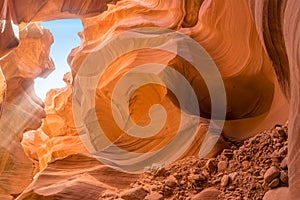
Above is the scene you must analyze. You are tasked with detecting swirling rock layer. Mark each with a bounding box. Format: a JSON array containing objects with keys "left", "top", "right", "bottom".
[
  {"left": 0, "top": 0, "right": 117, "bottom": 197},
  {"left": 17, "top": 154, "right": 138, "bottom": 200},
  {"left": 0, "top": 0, "right": 298, "bottom": 198},
  {"left": 0, "top": 22, "right": 54, "bottom": 197},
  {"left": 250, "top": 0, "right": 300, "bottom": 198},
  {"left": 69, "top": 0, "right": 288, "bottom": 164}
]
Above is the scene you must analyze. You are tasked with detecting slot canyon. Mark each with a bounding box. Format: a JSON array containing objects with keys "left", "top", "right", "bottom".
[{"left": 0, "top": 0, "right": 299, "bottom": 199}]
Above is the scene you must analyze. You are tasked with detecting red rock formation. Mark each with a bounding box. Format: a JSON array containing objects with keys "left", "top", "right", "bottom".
[
  {"left": 249, "top": 0, "right": 290, "bottom": 99},
  {"left": 0, "top": 0, "right": 18, "bottom": 58},
  {"left": 184, "top": 0, "right": 289, "bottom": 139},
  {"left": 0, "top": 0, "right": 297, "bottom": 198},
  {"left": 22, "top": 73, "right": 88, "bottom": 171},
  {"left": 0, "top": 19, "right": 18, "bottom": 58},
  {"left": 250, "top": 0, "right": 300, "bottom": 198},
  {"left": 0, "top": 1, "right": 121, "bottom": 198},
  {"left": 0, "top": 69, "right": 6, "bottom": 109},
  {"left": 0, "top": 22, "right": 52, "bottom": 197},
  {"left": 16, "top": 154, "right": 138, "bottom": 200},
  {"left": 68, "top": 0, "right": 288, "bottom": 168},
  {"left": 1, "top": 0, "right": 118, "bottom": 23},
  {"left": 284, "top": 2, "right": 300, "bottom": 197}
]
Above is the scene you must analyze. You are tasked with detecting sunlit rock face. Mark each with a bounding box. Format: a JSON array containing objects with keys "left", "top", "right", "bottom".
[
  {"left": 20, "top": 73, "right": 140, "bottom": 198},
  {"left": 0, "top": 22, "right": 53, "bottom": 197},
  {"left": 250, "top": 0, "right": 299, "bottom": 198},
  {"left": 22, "top": 73, "right": 89, "bottom": 171},
  {"left": 1, "top": 22, "right": 52, "bottom": 129},
  {"left": 18, "top": 2, "right": 288, "bottom": 172},
  {"left": 0, "top": 0, "right": 18, "bottom": 59},
  {"left": 16, "top": 153, "right": 138, "bottom": 200},
  {"left": 249, "top": 0, "right": 290, "bottom": 99},
  {"left": 0, "top": 69, "right": 6, "bottom": 108},
  {"left": 69, "top": 0, "right": 288, "bottom": 165},
  {"left": 0, "top": 0, "right": 117, "bottom": 57},
  {"left": 2, "top": 0, "right": 118, "bottom": 23},
  {"left": 180, "top": 0, "right": 289, "bottom": 139},
  {"left": 0, "top": 0, "right": 120, "bottom": 198},
  {"left": 0, "top": 19, "right": 19, "bottom": 59},
  {"left": 0, "top": 0, "right": 295, "bottom": 198}
]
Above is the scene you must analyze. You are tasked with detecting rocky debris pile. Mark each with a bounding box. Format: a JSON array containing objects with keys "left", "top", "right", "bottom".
[{"left": 105, "top": 124, "right": 288, "bottom": 200}]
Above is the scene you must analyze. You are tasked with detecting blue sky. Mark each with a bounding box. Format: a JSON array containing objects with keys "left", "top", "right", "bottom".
[{"left": 34, "top": 19, "right": 83, "bottom": 100}]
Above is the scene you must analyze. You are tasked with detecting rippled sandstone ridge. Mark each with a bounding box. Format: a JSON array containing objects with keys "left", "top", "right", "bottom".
[{"left": 0, "top": 0, "right": 299, "bottom": 199}]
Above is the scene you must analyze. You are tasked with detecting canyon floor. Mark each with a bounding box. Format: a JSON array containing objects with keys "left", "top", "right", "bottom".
[{"left": 98, "top": 124, "right": 289, "bottom": 200}]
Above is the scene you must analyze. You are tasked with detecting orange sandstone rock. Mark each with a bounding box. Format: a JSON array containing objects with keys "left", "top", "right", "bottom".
[
  {"left": 1, "top": 0, "right": 118, "bottom": 23},
  {"left": 22, "top": 73, "right": 89, "bottom": 171},
  {"left": 68, "top": 0, "right": 288, "bottom": 163},
  {"left": 0, "top": 22, "right": 53, "bottom": 196},
  {"left": 16, "top": 154, "right": 138, "bottom": 200},
  {"left": 0, "top": 0, "right": 296, "bottom": 198}
]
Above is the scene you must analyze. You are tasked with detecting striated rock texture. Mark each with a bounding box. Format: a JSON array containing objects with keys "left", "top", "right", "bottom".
[
  {"left": 0, "top": 68, "right": 6, "bottom": 109},
  {"left": 250, "top": 0, "right": 300, "bottom": 198},
  {"left": 0, "top": 19, "right": 18, "bottom": 58},
  {"left": 249, "top": 0, "right": 290, "bottom": 99},
  {"left": 0, "top": 0, "right": 117, "bottom": 57},
  {"left": 1, "top": 0, "right": 118, "bottom": 23},
  {"left": 284, "top": 2, "right": 300, "bottom": 198},
  {"left": 0, "top": 22, "right": 52, "bottom": 197},
  {"left": 16, "top": 154, "right": 138, "bottom": 200},
  {"left": 185, "top": 0, "right": 288, "bottom": 139},
  {"left": 0, "top": 0, "right": 121, "bottom": 198},
  {"left": 0, "top": 0, "right": 299, "bottom": 199},
  {"left": 21, "top": 73, "right": 140, "bottom": 198},
  {"left": 68, "top": 0, "right": 288, "bottom": 171},
  {"left": 22, "top": 73, "right": 89, "bottom": 172}
]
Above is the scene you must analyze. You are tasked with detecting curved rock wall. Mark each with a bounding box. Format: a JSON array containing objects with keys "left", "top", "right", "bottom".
[
  {"left": 0, "top": 0, "right": 116, "bottom": 197},
  {"left": 22, "top": 73, "right": 89, "bottom": 171},
  {"left": 0, "top": 0, "right": 295, "bottom": 198},
  {"left": 69, "top": 0, "right": 288, "bottom": 158},
  {"left": 250, "top": 0, "right": 300, "bottom": 198},
  {"left": 0, "top": 22, "right": 52, "bottom": 197}
]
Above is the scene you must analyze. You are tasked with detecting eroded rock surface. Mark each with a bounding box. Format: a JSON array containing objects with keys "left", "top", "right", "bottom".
[
  {"left": 66, "top": 0, "right": 289, "bottom": 172},
  {"left": 0, "top": 0, "right": 298, "bottom": 199},
  {"left": 1, "top": 0, "right": 118, "bottom": 23},
  {"left": 128, "top": 124, "right": 289, "bottom": 199},
  {"left": 16, "top": 154, "right": 138, "bottom": 200},
  {"left": 250, "top": 0, "right": 300, "bottom": 198},
  {"left": 0, "top": 0, "right": 119, "bottom": 197},
  {"left": 0, "top": 22, "right": 53, "bottom": 196}
]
